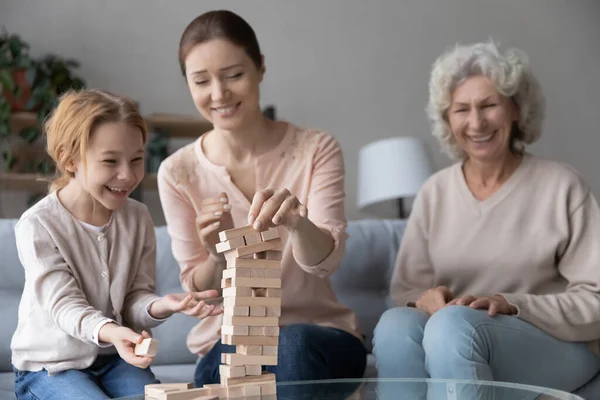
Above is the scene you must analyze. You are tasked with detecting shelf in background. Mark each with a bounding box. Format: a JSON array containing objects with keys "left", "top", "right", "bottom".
[
  {"left": 8, "top": 112, "right": 212, "bottom": 138},
  {"left": 0, "top": 172, "right": 158, "bottom": 192}
]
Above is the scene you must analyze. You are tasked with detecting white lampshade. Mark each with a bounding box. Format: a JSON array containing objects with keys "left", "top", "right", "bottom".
[{"left": 357, "top": 137, "right": 432, "bottom": 213}]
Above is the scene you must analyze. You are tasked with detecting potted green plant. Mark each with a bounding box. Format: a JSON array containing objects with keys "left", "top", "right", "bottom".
[{"left": 0, "top": 29, "right": 35, "bottom": 113}]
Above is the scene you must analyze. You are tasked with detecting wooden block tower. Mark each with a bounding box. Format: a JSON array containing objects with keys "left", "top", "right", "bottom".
[
  {"left": 143, "top": 225, "right": 282, "bottom": 400},
  {"left": 213, "top": 225, "right": 282, "bottom": 399}
]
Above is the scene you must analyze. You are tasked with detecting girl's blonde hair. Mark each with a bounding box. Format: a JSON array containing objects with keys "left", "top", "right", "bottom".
[{"left": 44, "top": 89, "right": 147, "bottom": 192}]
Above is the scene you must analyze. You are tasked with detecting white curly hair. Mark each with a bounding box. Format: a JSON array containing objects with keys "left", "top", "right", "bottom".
[{"left": 426, "top": 40, "right": 546, "bottom": 160}]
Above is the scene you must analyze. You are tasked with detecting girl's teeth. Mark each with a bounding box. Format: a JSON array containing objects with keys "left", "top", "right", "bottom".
[
  {"left": 108, "top": 187, "right": 127, "bottom": 193},
  {"left": 216, "top": 107, "right": 235, "bottom": 114}
]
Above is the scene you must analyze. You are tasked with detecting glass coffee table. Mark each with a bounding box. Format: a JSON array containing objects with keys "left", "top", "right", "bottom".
[{"left": 115, "top": 378, "right": 583, "bottom": 399}]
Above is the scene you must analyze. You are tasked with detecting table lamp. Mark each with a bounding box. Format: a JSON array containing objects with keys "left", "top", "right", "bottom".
[{"left": 357, "top": 137, "right": 432, "bottom": 218}]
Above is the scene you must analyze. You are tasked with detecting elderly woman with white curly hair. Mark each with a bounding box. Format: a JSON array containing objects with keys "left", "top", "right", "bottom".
[{"left": 372, "top": 41, "right": 600, "bottom": 395}]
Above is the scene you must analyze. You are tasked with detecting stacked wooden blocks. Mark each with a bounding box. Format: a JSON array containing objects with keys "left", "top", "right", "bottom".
[
  {"left": 144, "top": 225, "right": 282, "bottom": 399},
  {"left": 216, "top": 225, "right": 282, "bottom": 399}
]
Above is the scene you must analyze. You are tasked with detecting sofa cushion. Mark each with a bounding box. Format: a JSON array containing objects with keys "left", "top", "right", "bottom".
[
  {"left": 331, "top": 219, "right": 406, "bottom": 352},
  {"left": 0, "top": 292, "right": 20, "bottom": 373},
  {"left": 0, "top": 220, "right": 24, "bottom": 292}
]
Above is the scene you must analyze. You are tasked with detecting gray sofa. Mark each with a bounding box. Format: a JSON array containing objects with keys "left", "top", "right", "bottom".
[{"left": 0, "top": 218, "right": 406, "bottom": 399}]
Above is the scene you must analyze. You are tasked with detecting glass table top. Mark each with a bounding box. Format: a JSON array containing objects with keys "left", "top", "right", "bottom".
[{"left": 115, "top": 378, "right": 583, "bottom": 399}]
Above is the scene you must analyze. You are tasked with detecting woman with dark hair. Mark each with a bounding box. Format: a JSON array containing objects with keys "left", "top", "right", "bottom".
[{"left": 157, "top": 10, "right": 367, "bottom": 387}]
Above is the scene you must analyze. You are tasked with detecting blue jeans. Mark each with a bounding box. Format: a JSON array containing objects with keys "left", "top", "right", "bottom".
[
  {"left": 373, "top": 306, "right": 600, "bottom": 399},
  {"left": 195, "top": 324, "right": 367, "bottom": 387},
  {"left": 13, "top": 354, "right": 159, "bottom": 400}
]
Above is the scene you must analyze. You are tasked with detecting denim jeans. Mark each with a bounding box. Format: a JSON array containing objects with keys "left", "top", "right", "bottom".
[
  {"left": 13, "top": 354, "right": 159, "bottom": 400},
  {"left": 372, "top": 306, "right": 600, "bottom": 399},
  {"left": 194, "top": 323, "right": 367, "bottom": 388}
]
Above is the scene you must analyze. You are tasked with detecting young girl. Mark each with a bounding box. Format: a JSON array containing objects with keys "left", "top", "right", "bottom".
[{"left": 10, "top": 89, "right": 222, "bottom": 400}]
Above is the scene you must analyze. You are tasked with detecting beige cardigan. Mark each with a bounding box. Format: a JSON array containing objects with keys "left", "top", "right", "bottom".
[
  {"left": 392, "top": 154, "right": 600, "bottom": 355},
  {"left": 11, "top": 192, "right": 163, "bottom": 374}
]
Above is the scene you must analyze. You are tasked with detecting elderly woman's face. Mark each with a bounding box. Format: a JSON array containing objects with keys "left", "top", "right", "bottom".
[{"left": 448, "top": 75, "right": 518, "bottom": 163}]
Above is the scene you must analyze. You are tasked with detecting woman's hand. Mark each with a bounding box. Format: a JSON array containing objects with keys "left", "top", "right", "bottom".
[
  {"left": 149, "top": 290, "right": 223, "bottom": 320},
  {"left": 196, "top": 193, "right": 234, "bottom": 257},
  {"left": 449, "top": 294, "right": 517, "bottom": 316},
  {"left": 248, "top": 188, "right": 307, "bottom": 232},
  {"left": 415, "top": 286, "right": 453, "bottom": 315},
  {"left": 98, "top": 324, "right": 154, "bottom": 369}
]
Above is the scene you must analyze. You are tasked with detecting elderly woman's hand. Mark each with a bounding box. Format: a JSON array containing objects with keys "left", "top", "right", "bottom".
[
  {"left": 449, "top": 294, "right": 517, "bottom": 316},
  {"left": 415, "top": 286, "right": 453, "bottom": 315}
]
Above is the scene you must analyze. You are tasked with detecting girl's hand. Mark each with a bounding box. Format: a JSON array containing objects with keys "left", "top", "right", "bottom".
[
  {"left": 149, "top": 290, "right": 223, "bottom": 319},
  {"left": 196, "top": 193, "right": 234, "bottom": 257},
  {"left": 99, "top": 324, "right": 154, "bottom": 368},
  {"left": 465, "top": 295, "right": 517, "bottom": 316},
  {"left": 248, "top": 188, "right": 307, "bottom": 232}
]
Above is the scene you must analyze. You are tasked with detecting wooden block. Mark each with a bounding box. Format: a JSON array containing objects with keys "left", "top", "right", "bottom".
[
  {"left": 245, "top": 364, "right": 262, "bottom": 375},
  {"left": 221, "top": 325, "right": 249, "bottom": 336},
  {"left": 222, "top": 287, "right": 252, "bottom": 298},
  {"left": 219, "top": 226, "right": 259, "bottom": 241},
  {"left": 223, "top": 315, "right": 279, "bottom": 327},
  {"left": 226, "top": 258, "right": 281, "bottom": 269},
  {"left": 162, "top": 388, "right": 215, "bottom": 399},
  {"left": 145, "top": 383, "right": 193, "bottom": 395},
  {"left": 261, "top": 395, "right": 277, "bottom": 400},
  {"left": 265, "top": 307, "right": 281, "bottom": 317},
  {"left": 221, "top": 372, "right": 276, "bottom": 387},
  {"left": 135, "top": 337, "right": 159, "bottom": 357},
  {"left": 224, "top": 386, "right": 245, "bottom": 398},
  {"left": 249, "top": 268, "right": 282, "bottom": 279},
  {"left": 253, "top": 288, "right": 282, "bottom": 298},
  {"left": 237, "top": 345, "right": 262, "bottom": 355},
  {"left": 254, "top": 250, "right": 282, "bottom": 260},
  {"left": 226, "top": 277, "right": 281, "bottom": 289},
  {"left": 202, "top": 383, "right": 226, "bottom": 396},
  {"left": 222, "top": 268, "right": 252, "bottom": 279},
  {"left": 219, "top": 364, "right": 246, "bottom": 378},
  {"left": 223, "top": 306, "right": 250, "bottom": 316},
  {"left": 262, "top": 346, "right": 278, "bottom": 356},
  {"left": 250, "top": 306, "right": 266, "bottom": 317},
  {"left": 225, "top": 238, "right": 282, "bottom": 259},
  {"left": 243, "top": 232, "right": 262, "bottom": 245},
  {"left": 215, "top": 236, "right": 246, "bottom": 253},
  {"left": 260, "top": 382, "right": 277, "bottom": 395},
  {"left": 222, "top": 335, "right": 279, "bottom": 346},
  {"left": 248, "top": 326, "right": 280, "bottom": 336},
  {"left": 222, "top": 353, "right": 278, "bottom": 366},
  {"left": 223, "top": 296, "right": 281, "bottom": 308},
  {"left": 260, "top": 227, "right": 280, "bottom": 241},
  {"left": 242, "top": 385, "right": 261, "bottom": 397}
]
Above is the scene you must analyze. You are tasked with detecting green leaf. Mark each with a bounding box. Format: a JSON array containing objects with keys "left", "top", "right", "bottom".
[
  {"left": 66, "top": 59, "right": 80, "bottom": 68},
  {"left": 8, "top": 35, "right": 23, "bottom": 58},
  {"left": 0, "top": 68, "right": 15, "bottom": 91},
  {"left": 14, "top": 85, "right": 22, "bottom": 99},
  {"left": 19, "top": 127, "right": 40, "bottom": 143},
  {"left": 3, "top": 151, "right": 15, "bottom": 171}
]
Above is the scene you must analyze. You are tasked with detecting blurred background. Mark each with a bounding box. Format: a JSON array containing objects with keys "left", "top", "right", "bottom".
[{"left": 0, "top": 0, "right": 598, "bottom": 223}]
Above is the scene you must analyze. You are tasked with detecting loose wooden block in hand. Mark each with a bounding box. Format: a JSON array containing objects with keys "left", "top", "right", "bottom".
[{"left": 135, "top": 337, "right": 159, "bottom": 357}]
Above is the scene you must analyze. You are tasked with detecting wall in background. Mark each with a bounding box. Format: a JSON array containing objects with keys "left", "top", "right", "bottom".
[{"left": 1, "top": 0, "right": 599, "bottom": 223}]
